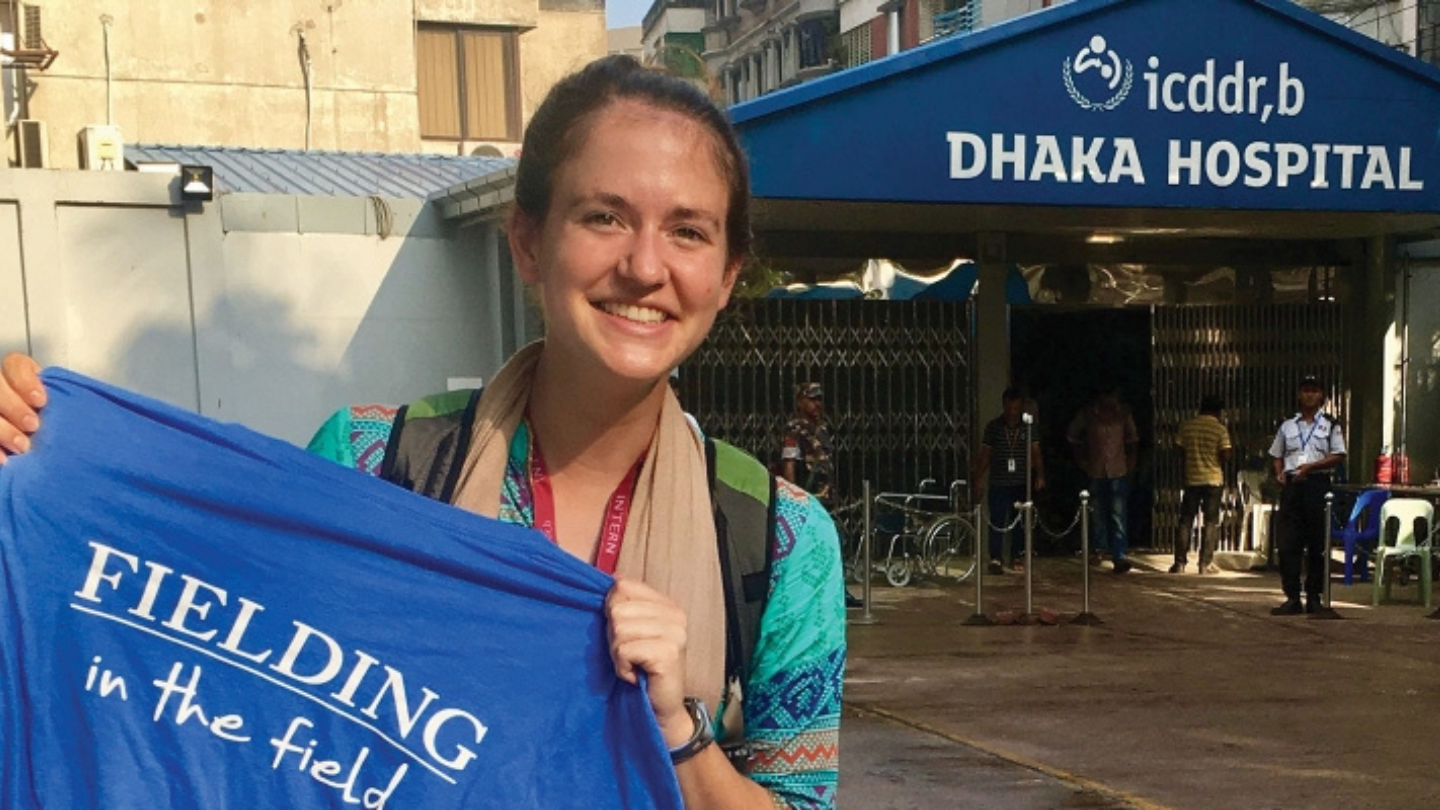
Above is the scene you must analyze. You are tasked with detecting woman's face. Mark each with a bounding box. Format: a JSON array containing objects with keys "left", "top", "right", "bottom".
[{"left": 510, "top": 99, "right": 740, "bottom": 387}]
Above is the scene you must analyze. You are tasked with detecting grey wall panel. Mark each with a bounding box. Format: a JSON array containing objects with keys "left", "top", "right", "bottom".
[
  {"left": 55, "top": 205, "right": 197, "bottom": 411},
  {"left": 0, "top": 203, "right": 26, "bottom": 356}
]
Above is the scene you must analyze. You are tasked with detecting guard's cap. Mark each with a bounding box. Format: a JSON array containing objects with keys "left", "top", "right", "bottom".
[
  {"left": 1298, "top": 375, "right": 1323, "bottom": 390},
  {"left": 797, "top": 382, "right": 824, "bottom": 400}
]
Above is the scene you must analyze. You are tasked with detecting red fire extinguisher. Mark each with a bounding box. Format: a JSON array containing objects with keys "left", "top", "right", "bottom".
[{"left": 1376, "top": 448, "right": 1393, "bottom": 484}]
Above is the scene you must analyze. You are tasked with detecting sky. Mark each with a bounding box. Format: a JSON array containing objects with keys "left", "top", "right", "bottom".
[{"left": 607, "top": 0, "right": 653, "bottom": 29}]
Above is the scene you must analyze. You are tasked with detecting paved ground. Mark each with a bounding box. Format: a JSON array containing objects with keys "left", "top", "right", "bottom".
[{"left": 837, "top": 553, "right": 1440, "bottom": 809}]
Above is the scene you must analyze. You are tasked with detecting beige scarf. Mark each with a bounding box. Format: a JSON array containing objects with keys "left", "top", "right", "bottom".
[{"left": 450, "top": 341, "right": 727, "bottom": 714}]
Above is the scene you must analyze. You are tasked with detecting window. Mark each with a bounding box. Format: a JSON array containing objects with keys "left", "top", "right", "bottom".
[
  {"left": 840, "top": 23, "right": 872, "bottom": 69},
  {"left": 932, "top": 0, "right": 981, "bottom": 41},
  {"left": 1421, "top": 0, "right": 1440, "bottom": 67},
  {"left": 417, "top": 25, "right": 520, "bottom": 142}
]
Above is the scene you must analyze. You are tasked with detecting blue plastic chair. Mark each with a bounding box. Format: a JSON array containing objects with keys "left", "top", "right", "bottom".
[{"left": 1333, "top": 488, "right": 1391, "bottom": 585}]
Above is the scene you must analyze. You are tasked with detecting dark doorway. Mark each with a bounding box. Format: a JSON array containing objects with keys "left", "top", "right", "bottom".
[{"left": 1009, "top": 308, "right": 1154, "bottom": 554}]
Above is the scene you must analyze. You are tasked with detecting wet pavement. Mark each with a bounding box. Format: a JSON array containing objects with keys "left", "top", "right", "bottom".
[{"left": 837, "top": 553, "right": 1440, "bottom": 809}]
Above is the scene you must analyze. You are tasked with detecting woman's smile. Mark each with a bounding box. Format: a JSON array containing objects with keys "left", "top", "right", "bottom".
[{"left": 598, "top": 301, "right": 670, "bottom": 326}]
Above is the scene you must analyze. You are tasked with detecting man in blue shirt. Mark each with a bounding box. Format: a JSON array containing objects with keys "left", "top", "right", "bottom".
[{"left": 1268, "top": 376, "right": 1347, "bottom": 616}]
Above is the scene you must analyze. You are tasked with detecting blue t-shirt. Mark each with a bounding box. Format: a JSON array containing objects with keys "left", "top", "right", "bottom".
[{"left": 0, "top": 369, "right": 680, "bottom": 809}]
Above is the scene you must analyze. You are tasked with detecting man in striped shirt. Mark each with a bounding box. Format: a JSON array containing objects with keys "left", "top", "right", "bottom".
[
  {"left": 1174, "top": 395, "right": 1233, "bottom": 574},
  {"left": 973, "top": 388, "right": 1046, "bottom": 574}
]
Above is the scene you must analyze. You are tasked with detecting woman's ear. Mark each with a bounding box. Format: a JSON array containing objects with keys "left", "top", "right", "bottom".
[{"left": 507, "top": 207, "right": 542, "bottom": 286}]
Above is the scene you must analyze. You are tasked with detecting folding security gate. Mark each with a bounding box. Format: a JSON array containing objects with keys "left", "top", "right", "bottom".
[
  {"left": 1151, "top": 304, "right": 1349, "bottom": 553},
  {"left": 679, "top": 299, "right": 976, "bottom": 506}
]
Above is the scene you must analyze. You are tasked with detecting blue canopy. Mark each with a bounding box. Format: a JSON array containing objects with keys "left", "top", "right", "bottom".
[{"left": 734, "top": 0, "right": 1440, "bottom": 216}]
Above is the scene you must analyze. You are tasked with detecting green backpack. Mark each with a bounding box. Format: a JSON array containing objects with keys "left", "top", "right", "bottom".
[{"left": 377, "top": 389, "right": 777, "bottom": 689}]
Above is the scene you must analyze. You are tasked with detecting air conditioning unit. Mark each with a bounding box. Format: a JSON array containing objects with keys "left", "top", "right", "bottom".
[
  {"left": 80, "top": 124, "right": 124, "bottom": 170},
  {"left": 15, "top": 119, "right": 47, "bottom": 168}
]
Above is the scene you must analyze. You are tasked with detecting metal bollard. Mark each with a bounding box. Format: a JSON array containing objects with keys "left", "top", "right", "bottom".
[
  {"left": 964, "top": 502, "right": 993, "bottom": 626},
  {"left": 1311, "top": 491, "right": 1342, "bottom": 620},
  {"left": 1019, "top": 499, "right": 1036, "bottom": 616},
  {"left": 1073, "top": 490, "right": 1103, "bottom": 625},
  {"left": 852, "top": 480, "right": 880, "bottom": 626}
]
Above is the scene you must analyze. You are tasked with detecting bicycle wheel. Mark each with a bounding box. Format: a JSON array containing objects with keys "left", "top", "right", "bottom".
[{"left": 922, "top": 515, "right": 978, "bottom": 583}]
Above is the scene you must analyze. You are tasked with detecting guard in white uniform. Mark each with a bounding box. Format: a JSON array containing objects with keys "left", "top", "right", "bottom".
[{"left": 1267, "top": 376, "right": 1346, "bottom": 615}]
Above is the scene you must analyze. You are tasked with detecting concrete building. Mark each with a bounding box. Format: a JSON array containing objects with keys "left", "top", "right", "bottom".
[
  {"left": 642, "top": 0, "right": 708, "bottom": 78},
  {"left": 683, "top": 0, "right": 1437, "bottom": 105},
  {"left": 1298, "top": 1, "right": 1440, "bottom": 62},
  {"left": 697, "top": 0, "right": 843, "bottom": 104},
  {"left": 2, "top": 0, "right": 606, "bottom": 169},
  {"left": 608, "top": 25, "right": 645, "bottom": 58}
]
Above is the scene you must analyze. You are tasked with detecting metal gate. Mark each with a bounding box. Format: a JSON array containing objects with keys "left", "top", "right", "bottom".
[
  {"left": 679, "top": 299, "right": 976, "bottom": 506},
  {"left": 1151, "top": 304, "right": 1349, "bottom": 553}
]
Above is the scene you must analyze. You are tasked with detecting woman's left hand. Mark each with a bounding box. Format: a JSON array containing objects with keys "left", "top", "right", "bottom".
[{"left": 605, "top": 577, "right": 693, "bottom": 747}]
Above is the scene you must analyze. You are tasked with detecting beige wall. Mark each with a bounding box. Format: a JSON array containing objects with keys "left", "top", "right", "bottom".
[
  {"left": 520, "top": 10, "right": 607, "bottom": 129},
  {"left": 418, "top": 0, "right": 540, "bottom": 28},
  {"left": 14, "top": 0, "right": 603, "bottom": 168}
]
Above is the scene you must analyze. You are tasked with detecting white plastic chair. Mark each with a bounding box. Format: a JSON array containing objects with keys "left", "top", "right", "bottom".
[
  {"left": 1373, "top": 498, "right": 1434, "bottom": 608},
  {"left": 1236, "top": 470, "right": 1274, "bottom": 556}
]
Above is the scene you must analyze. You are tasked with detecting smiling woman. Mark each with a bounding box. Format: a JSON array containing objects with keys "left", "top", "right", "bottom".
[{"left": 0, "top": 55, "right": 845, "bottom": 810}]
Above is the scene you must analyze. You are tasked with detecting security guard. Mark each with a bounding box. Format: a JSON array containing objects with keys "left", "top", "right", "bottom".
[
  {"left": 780, "top": 382, "right": 835, "bottom": 507},
  {"left": 1268, "top": 376, "right": 1346, "bottom": 615}
]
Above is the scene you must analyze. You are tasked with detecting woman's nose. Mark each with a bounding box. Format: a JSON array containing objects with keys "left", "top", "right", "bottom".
[{"left": 618, "top": 231, "right": 666, "bottom": 287}]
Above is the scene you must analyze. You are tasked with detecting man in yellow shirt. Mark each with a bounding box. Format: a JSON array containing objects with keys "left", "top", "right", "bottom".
[{"left": 1174, "top": 395, "right": 1233, "bottom": 574}]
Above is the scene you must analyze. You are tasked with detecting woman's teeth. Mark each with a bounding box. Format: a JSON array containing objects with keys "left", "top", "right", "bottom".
[{"left": 601, "top": 303, "right": 667, "bottom": 324}]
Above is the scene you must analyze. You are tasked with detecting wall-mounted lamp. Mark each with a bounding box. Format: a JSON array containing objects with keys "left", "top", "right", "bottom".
[
  {"left": 180, "top": 165, "right": 214, "bottom": 201},
  {"left": 1086, "top": 232, "right": 1124, "bottom": 245}
]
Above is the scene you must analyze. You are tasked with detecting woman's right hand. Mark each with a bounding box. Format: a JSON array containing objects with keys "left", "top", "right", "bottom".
[{"left": 0, "top": 353, "right": 46, "bottom": 464}]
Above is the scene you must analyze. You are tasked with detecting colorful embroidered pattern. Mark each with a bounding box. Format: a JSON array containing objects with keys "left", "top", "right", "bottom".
[
  {"left": 747, "top": 482, "right": 845, "bottom": 808},
  {"left": 349, "top": 405, "right": 399, "bottom": 476}
]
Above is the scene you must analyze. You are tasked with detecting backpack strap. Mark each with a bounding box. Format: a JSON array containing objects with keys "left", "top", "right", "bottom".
[
  {"left": 382, "top": 397, "right": 777, "bottom": 689},
  {"left": 379, "top": 388, "right": 483, "bottom": 503},
  {"left": 706, "top": 437, "right": 778, "bottom": 688}
]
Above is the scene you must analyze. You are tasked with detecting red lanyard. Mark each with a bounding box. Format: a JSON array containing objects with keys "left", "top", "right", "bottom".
[{"left": 528, "top": 435, "right": 644, "bottom": 575}]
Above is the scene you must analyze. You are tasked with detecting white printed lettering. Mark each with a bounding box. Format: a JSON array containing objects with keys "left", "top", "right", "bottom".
[
  {"left": 151, "top": 661, "right": 251, "bottom": 743},
  {"left": 947, "top": 132, "right": 985, "bottom": 179},
  {"left": 1030, "top": 135, "right": 1067, "bottom": 182},
  {"left": 1362, "top": 146, "right": 1395, "bottom": 190},
  {"left": 162, "top": 574, "right": 228, "bottom": 642},
  {"left": 74, "top": 541, "right": 139, "bottom": 603},
  {"left": 271, "top": 622, "right": 346, "bottom": 685}
]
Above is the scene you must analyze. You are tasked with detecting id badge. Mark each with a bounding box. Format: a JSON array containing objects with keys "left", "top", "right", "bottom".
[{"left": 1007, "top": 459, "right": 1017, "bottom": 473}]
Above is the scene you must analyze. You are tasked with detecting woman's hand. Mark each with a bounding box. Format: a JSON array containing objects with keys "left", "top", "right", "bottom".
[
  {"left": 0, "top": 353, "right": 46, "bottom": 463},
  {"left": 605, "top": 577, "right": 693, "bottom": 747}
]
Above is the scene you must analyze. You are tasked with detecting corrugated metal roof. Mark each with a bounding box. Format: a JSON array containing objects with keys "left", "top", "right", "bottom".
[{"left": 125, "top": 144, "right": 515, "bottom": 199}]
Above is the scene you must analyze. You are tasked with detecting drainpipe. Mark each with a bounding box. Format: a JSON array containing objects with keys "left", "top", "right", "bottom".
[
  {"left": 887, "top": 9, "right": 901, "bottom": 56},
  {"left": 296, "top": 29, "right": 313, "bottom": 150},
  {"left": 100, "top": 15, "right": 114, "bottom": 125}
]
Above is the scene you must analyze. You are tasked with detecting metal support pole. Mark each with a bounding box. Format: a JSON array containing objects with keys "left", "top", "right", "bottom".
[
  {"left": 1311, "top": 491, "right": 1342, "bottom": 619},
  {"left": 1022, "top": 499, "right": 1035, "bottom": 616},
  {"left": 963, "top": 502, "right": 993, "bottom": 626},
  {"left": 1073, "top": 490, "right": 1103, "bottom": 624},
  {"left": 1023, "top": 413, "right": 1034, "bottom": 510},
  {"left": 852, "top": 480, "right": 880, "bottom": 626}
]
